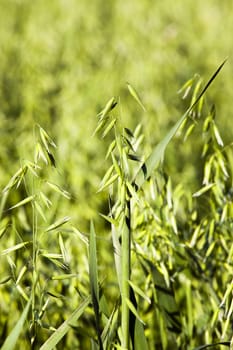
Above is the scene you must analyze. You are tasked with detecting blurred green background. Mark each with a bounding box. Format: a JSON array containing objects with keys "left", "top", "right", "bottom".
[
  {"left": 0, "top": 0, "right": 233, "bottom": 224},
  {"left": 0, "top": 1, "right": 233, "bottom": 348},
  {"left": 0, "top": 0, "right": 232, "bottom": 231}
]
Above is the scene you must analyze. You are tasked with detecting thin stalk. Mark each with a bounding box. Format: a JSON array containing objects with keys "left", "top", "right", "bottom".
[
  {"left": 0, "top": 191, "right": 8, "bottom": 221},
  {"left": 121, "top": 197, "right": 131, "bottom": 349},
  {"left": 31, "top": 183, "right": 38, "bottom": 346}
]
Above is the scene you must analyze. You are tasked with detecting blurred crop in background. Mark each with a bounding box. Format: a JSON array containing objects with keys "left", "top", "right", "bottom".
[{"left": 0, "top": 1, "right": 233, "bottom": 349}]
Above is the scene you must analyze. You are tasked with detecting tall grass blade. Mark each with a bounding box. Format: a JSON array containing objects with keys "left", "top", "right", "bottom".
[
  {"left": 134, "top": 59, "right": 227, "bottom": 189},
  {"left": 134, "top": 318, "right": 149, "bottom": 350},
  {"left": 102, "top": 302, "right": 120, "bottom": 347},
  {"left": 89, "top": 221, "right": 103, "bottom": 350},
  {"left": 1, "top": 297, "right": 31, "bottom": 350},
  {"left": 121, "top": 217, "right": 131, "bottom": 349},
  {"left": 193, "top": 342, "right": 231, "bottom": 350},
  {"left": 125, "top": 297, "right": 144, "bottom": 325},
  {"left": 112, "top": 223, "right": 122, "bottom": 293},
  {"left": 40, "top": 296, "right": 91, "bottom": 350},
  {"left": 89, "top": 221, "right": 99, "bottom": 305}
]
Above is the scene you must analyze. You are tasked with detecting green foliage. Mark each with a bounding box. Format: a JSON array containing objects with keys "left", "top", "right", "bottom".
[{"left": 1, "top": 1, "right": 233, "bottom": 349}]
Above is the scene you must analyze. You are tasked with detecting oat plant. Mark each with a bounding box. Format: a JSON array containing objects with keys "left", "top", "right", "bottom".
[
  {"left": 0, "top": 125, "right": 88, "bottom": 349},
  {"left": 95, "top": 60, "right": 227, "bottom": 349}
]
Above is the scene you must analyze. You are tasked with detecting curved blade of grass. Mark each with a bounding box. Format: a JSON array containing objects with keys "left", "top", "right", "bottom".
[
  {"left": 112, "top": 222, "right": 122, "bottom": 293},
  {"left": 89, "top": 221, "right": 103, "bottom": 350},
  {"left": 193, "top": 342, "right": 230, "bottom": 350},
  {"left": 102, "top": 300, "right": 120, "bottom": 347},
  {"left": 121, "top": 217, "right": 131, "bottom": 349},
  {"left": 89, "top": 221, "right": 99, "bottom": 304},
  {"left": 40, "top": 296, "right": 91, "bottom": 350},
  {"left": 1, "top": 297, "right": 31, "bottom": 350},
  {"left": 125, "top": 298, "right": 145, "bottom": 325},
  {"left": 134, "top": 59, "right": 227, "bottom": 190},
  {"left": 128, "top": 280, "right": 151, "bottom": 304},
  {"left": 134, "top": 318, "right": 149, "bottom": 350}
]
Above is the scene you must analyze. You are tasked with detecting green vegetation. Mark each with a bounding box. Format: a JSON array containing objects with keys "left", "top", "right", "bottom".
[{"left": 0, "top": 1, "right": 233, "bottom": 349}]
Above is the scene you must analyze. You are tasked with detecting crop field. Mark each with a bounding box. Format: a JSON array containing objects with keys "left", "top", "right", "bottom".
[{"left": 0, "top": 1, "right": 233, "bottom": 349}]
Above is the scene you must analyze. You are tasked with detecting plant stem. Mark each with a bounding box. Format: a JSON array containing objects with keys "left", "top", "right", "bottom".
[
  {"left": 121, "top": 197, "right": 131, "bottom": 349},
  {"left": 31, "top": 184, "right": 38, "bottom": 345}
]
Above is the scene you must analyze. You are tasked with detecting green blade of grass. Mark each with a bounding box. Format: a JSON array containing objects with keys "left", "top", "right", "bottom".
[
  {"left": 193, "top": 342, "right": 231, "bottom": 350},
  {"left": 134, "top": 318, "right": 149, "bottom": 350},
  {"left": 89, "top": 221, "right": 103, "bottom": 350},
  {"left": 111, "top": 222, "right": 122, "bottom": 293},
  {"left": 1, "top": 297, "right": 31, "bottom": 350},
  {"left": 89, "top": 220, "right": 99, "bottom": 305},
  {"left": 121, "top": 216, "right": 131, "bottom": 349},
  {"left": 101, "top": 300, "right": 120, "bottom": 347},
  {"left": 40, "top": 296, "right": 91, "bottom": 350},
  {"left": 134, "top": 59, "right": 227, "bottom": 190},
  {"left": 125, "top": 297, "right": 145, "bottom": 325}
]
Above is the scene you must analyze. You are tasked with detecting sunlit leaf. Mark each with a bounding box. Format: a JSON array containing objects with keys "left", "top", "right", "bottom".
[
  {"left": 134, "top": 59, "right": 227, "bottom": 190},
  {"left": 40, "top": 296, "right": 91, "bottom": 350},
  {"left": 125, "top": 298, "right": 145, "bottom": 325},
  {"left": 1, "top": 297, "right": 31, "bottom": 350}
]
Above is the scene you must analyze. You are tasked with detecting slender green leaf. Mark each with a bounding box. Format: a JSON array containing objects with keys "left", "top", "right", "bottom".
[
  {"left": 134, "top": 59, "right": 227, "bottom": 190},
  {"left": 128, "top": 280, "right": 151, "bottom": 304},
  {"left": 40, "top": 296, "right": 91, "bottom": 350},
  {"left": 112, "top": 223, "right": 122, "bottom": 293},
  {"left": 125, "top": 298, "right": 145, "bottom": 325},
  {"left": 1, "top": 297, "right": 31, "bottom": 350},
  {"left": 134, "top": 318, "right": 149, "bottom": 350},
  {"left": 89, "top": 221, "right": 103, "bottom": 350},
  {"left": 89, "top": 221, "right": 99, "bottom": 304},
  {"left": 99, "top": 213, "right": 118, "bottom": 226},
  {"left": 193, "top": 342, "right": 230, "bottom": 350},
  {"left": 102, "top": 301, "right": 119, "bottom": 346},
  {"left": 0, "top": 276, "right": 12, "bottom": 284}
]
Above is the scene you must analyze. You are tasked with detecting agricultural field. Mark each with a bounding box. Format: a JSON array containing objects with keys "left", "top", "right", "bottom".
[{"left": 0, "top": 1, "right": 233, "bottom": 349}]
